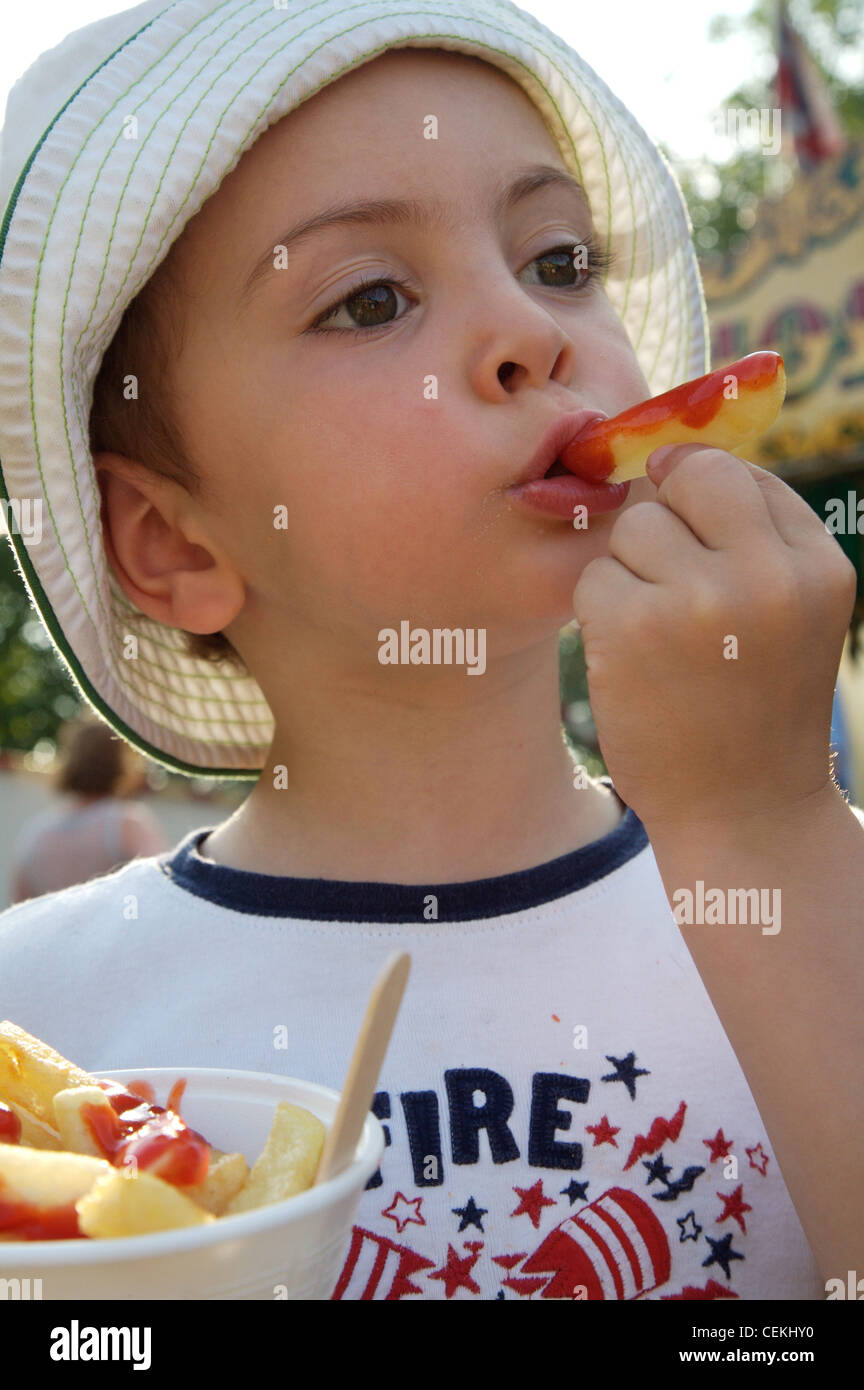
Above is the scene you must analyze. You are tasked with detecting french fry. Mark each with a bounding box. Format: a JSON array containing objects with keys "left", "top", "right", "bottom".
[
  {"left": 181, "top": 1150, "right": 249, "bottom": 1216},
  {"left": 52, "top": 1086, "right": 116, "bottom": 1157},
  {"left": 225, "top": 1101, "right": 325, "bottom": 1215},
  {"left": 54, "top": 1083, "right": 225, "bottom": 1192},
  {"left": 77, "top": 1169, "right": 216, "bottom": 1238},
  {"left": 1, "top": 1099, "right": 62, "bottom": 1150},
  {"left": 0, "top": 1021, "right": 96, "bottom": 1126},
  {"left": 0, "top": 1022, "right": 331, "bottom": 1240},
  {"left": 0, "top": 1145, "right": 110, "bottom": 1209}
]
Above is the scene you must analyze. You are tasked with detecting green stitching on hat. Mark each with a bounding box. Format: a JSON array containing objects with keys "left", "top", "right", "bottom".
[
  {"left": 0, "top": 0, "right": 173, "bottom": 668},
  {"left": 648, "top": 149, "right": 691, "bottom": 382},
  {"left": 66, "top": 3, "right": 269, "bottom": 693},
  {"left": 0, "top": 8, "right": 248, "bottom": 776},
  {"left": 532, "top": 15, "right": 651, "bottom": 341},
  {"left": 58, "top": 4, "right": 263, "bottom": 687}
]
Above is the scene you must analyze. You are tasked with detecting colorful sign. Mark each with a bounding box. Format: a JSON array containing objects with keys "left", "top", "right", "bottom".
[{"left": 700, "top": 143, "right": 864, "bottom": 478}]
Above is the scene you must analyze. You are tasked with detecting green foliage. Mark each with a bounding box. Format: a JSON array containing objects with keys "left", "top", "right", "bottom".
[
  {"left": 0, "top": 536, "right": 82, "bottom": 751},
  {"left": 559, "top": 625, "right": 606, "bottom": 775},
  {"left": 558, "top": 624, "right": 588, "bottom": 707}
]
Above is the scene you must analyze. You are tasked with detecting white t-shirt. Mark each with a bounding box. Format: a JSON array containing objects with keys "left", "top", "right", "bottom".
[{"left": 0, "top": 798, "right": 837, "bottom": 1300}]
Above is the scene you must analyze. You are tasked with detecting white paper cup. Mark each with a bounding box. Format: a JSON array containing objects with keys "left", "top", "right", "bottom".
[{"left": 0, "top": 1067, "right": 384, "bottom": 1300}]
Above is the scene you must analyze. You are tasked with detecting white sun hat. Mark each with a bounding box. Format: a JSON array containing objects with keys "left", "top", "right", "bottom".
[{"left": 0, "top": 0, "right": 709, "bottom": 778}]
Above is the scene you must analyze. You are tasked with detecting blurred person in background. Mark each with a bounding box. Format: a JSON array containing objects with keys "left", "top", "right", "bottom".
[{"left": 8, "top": 714, "right": 168, "bottom": 903}]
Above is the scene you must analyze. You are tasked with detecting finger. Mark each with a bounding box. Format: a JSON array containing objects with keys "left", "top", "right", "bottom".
[
  {"left": 572, "top": 554, "right": 648, "bottom": 631},
  {"left": 607, "top": 499, "right": 705, "bottom": 584},
  {"left": 730, "top": 457, "right": 838, "bottom": 551},
  {"left": 646, "top": 445, "right": 778, "bottom": 550},
  {"left": 648, "top": 444, "right": 827, "bottom": 551}
]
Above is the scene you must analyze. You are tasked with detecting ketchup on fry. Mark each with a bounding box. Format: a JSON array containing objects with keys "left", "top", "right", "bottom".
[
  {"left": 0, "top": 1078, "right": 209, "bottom": 1241},
  {"left": 0, "top": 1179, "right": 82, "bottom": 1238},
  {"left": 81, "top": 1078, "right": 210, "bottom": 1187},
  {"left": 560, "top": 351, "right": 784, "bottom": 482},
  {"left": 0, "top": 1102, "right": 21, "bottom": 1144}
]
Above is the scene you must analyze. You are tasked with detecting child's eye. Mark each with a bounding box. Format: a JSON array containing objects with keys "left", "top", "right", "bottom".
[
  {"left": 309, "top": 238, "right": 616, "bottom": 335},
  {"left": 311, "top": 280, "right": 413, "bottom": 333},
  {"left": 521, "top": 240, "right": 614, "bottom": 290}
]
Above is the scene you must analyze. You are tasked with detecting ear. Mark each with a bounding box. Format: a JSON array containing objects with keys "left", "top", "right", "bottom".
[{"left": 94, "top": 451, "right": 245, "bottom": 635}]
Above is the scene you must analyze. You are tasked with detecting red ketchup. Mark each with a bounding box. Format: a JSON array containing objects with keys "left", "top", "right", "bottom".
[
  {"left": 0, "top": 1079, "right": 209, "bottom": 1241},
  {"left": 81, "top": 1078, "right": 210, "bottom": 1187},
  {"left": 0, "top": 1179, "right": 82, "bottom": 1239},
  {"left": 560, "top": 351, "right": 783, "bottom": 482},
  {"left": 125, "top": 1079, "right": 156, "bottom": 1105},
  {"left": 0, "top": 1102, "right": 21, "bottom": 1144},
  {"left": 0, "top": 1103, "right": 83, "bottom": 1239}
]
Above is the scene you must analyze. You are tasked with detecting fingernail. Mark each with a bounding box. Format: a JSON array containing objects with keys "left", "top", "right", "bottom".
[{"left": 646, "top": 444, "right": 680, "bottom": 471}]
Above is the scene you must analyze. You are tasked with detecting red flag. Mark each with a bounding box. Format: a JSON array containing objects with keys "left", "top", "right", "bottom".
[{"left": 774, "top": 0, "right": 847, "bottom": 171}]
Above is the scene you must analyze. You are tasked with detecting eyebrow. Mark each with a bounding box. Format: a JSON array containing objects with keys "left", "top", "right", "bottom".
[{"left": 238, "top": 163, "right": 591, "bottom": 307}]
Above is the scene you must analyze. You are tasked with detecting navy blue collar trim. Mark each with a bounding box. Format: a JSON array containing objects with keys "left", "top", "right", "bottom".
[{"left": 157, "top": 798, "right": 648, "bottom": 923}]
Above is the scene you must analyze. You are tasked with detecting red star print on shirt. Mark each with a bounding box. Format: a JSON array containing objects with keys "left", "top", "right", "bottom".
[
  {"left": 704, "top": 1128, "right": 734, "bottom": 1163},
  {"left": 716, "top": 1185, "right": 753, "bottom": 1234},
  {"left": 510, "top": 1179, "right": 557, "bottom": 1228},
  {"left": 429, "top": 1244, "right": 482, "bottom": 1297},
  {"left": 586, "top": 1115, "right": 620, "bottom": 1147},
  {"left": 747, "top": 1143, "right": 770, "bottom": 1175},
  {"left": 382, "top": 1192, "right": 425, "bottom": 1233}
]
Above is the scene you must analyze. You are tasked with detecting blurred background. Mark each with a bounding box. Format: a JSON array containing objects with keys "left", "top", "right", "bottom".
[
  {"left": 558, "top": 0, "right": 864, "bottom": 798},
  {"left": 1, "top": 0, "right": 863, "bottom": 906}
]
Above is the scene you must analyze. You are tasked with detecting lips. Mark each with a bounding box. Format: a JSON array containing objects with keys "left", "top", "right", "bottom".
[
  {"left": 507, "top": 408, "right": 630, "bottom": 519},
  {"left": 515, "top": 409, "right": 612, "bottom": 486},
  {"left": 508, "top": 473, "right": 631, "bottom": 518}
]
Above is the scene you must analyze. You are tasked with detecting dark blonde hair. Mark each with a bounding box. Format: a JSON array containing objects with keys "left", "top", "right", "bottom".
[
  {"left": 53, "top": 715, "right": 142, "bottom": 798},
  {"left": 89, "top": 252, "right": 247, "bottom": 673}
]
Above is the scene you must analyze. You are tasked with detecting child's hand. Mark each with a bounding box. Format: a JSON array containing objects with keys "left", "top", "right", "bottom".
[{"left": 572, "top": 445, "right": 857, "bottom": 835}]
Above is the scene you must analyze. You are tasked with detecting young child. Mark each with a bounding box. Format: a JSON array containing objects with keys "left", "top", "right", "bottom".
[{"left": 0, "top": 0, "right": 861, "bottom": 1300}]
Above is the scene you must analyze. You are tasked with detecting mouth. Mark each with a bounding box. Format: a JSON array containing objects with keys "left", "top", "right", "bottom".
[
  {"left": 507, "top": 409, "right": 630, "bottom": 518},
  {"left": 507, "top": 470, "right": 631, "bottom": 519},
  {"left": 544, "top": 458, "right": 571, "bottom": 478},
  {"left": 514, "top": 408, "right": 611, "bottom": 487}
]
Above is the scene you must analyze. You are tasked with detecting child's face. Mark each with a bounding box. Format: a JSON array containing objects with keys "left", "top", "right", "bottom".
[{"left": 162, "top": 48, "right": 652, "bottom": 661}]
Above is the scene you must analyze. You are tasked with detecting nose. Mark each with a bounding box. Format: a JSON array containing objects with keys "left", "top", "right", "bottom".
[
  {"left": 466, "top": 278, "right": 577, "bottom": 401},
  {"left": 497, "top": 349, "right": 571, "bottom": 392}
]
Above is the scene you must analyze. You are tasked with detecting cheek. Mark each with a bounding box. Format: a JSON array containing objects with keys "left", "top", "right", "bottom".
[
  {"left": 275, "top": 382, "right": 466, "bottom": 546},
  {"left": 585, "top": 303, "right": 652, "bottom": 401},
  {"left": 233, "top": 437, "right": 466, "bottom": 624}
]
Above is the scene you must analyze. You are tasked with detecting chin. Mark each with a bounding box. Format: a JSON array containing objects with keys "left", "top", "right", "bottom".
[{"left": 482, "top": 569, "right": 595, "bottom": 639}]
